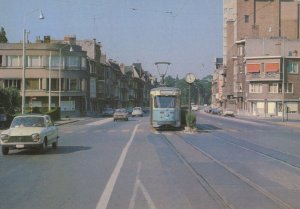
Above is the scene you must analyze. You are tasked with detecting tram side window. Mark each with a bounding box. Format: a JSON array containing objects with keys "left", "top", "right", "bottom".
[{"left": 154, "top": 96, "right": 176, "bottom": 108}]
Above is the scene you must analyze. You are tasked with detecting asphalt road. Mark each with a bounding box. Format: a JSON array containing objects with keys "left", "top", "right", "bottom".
[{"left": 1, "top": 113, "right": 300, "bottom": 209}]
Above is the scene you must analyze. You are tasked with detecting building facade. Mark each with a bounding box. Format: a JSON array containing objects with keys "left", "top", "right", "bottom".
[
  {"left": 0, "top": 36, "right": 88, "bottom": 116},
  {"left": 0, "top": 36, "right": 154, "bottom": 116},
  {"left": 221, "top": 0, "right": 300, "bottom": 117}
]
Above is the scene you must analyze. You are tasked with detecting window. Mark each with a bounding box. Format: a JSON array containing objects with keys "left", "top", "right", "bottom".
[
  {"left": 234, "top": 83, "right": 243, "bottom": 92},
  {"left": 81, "top": 57, "right": 86, "bottom": 68},
  {"left": 249, "top": 83, "right": 262, "bottom": 93},
  {"left": 51, "top": 79, "right": 59, "bottom": 91},
  {"left": 4, "top": 79, "right": 21, "bottom": 90},
  {"left": 247, "top": 63, "right": 260, "bottom": 73},
  {"left": 68, "top": 56, "right": 80, "bottom": 67},
  {"left": 70, "top": 79, "right": 79, "bottom": 90},
  {"left": 269, "top": 83, "right": 279, "bottom": 93},
  {"left": 265, "top": 63, "right": 279, "bottom": 73},
  {"left": 28, "top": 56, "right": 41, "bottom": 67},
  {"left": 238, "top": 46, "right": 244, "bottom": 56},
  {"left": 287, "top": 63, "right": 298, "bottom": 74},
  {"left": 154, "top": 96, "right": 176, "bottom": 108},
  {"left": 7, "top": 55, "right": 21, "bottom": 67},
  {"left": 0, "top": 55, "right": 2, "bottom": 66},
  {"left": 51, "top": 56, "right": 60, "bottom": 68},
  {"left": 26, "top": 79, "right": 40, "bottom": 90},
  {"left": 244, "top": 15, "right": 249, "bottom": 23},
  {"left": 285, "top": 83, "right": 293, "bottom": 93}
]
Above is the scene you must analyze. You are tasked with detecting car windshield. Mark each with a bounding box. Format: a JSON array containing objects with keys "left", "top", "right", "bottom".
[
  {"left": 11, "top": 117, "right": 45, "bottom": 128},
  {"left": 133, "top": 107, "right": 141, "bottom": 111}
]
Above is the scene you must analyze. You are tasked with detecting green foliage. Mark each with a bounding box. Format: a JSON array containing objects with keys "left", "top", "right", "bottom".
[
  {"left": 28, "top": 107, "right": 61, "bottom": 121},
  {"left": 0, "top": 27, "right": 8, "bottom": 43},
  {"left": 164, "top": 76, "right": 176, "bottom": 87},
  {"left": 185, "top": 111, "right": 196, "bottom": 128},
  {"left": 180, "top": 106, "right": 189, "bottom": 126},
  {"left": 0, "top": 87, "right": 20, "bottom": 115},
  {"left": 155, "top": 74, "right": 212, "bottom": 106},
  {"left": 47, "top": 108, "right": 61, "bottom": 121}
]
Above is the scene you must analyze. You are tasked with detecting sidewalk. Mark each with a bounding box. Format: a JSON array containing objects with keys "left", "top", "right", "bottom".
[
  {"left": 54, "top": 117, "right": 87, "bottom": 126},
  {"left": 236, "top": 114, "right": 300, "bottom": 129}
]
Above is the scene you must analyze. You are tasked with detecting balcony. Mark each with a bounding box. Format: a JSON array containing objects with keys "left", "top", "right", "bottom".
[{"left": 246, "top": 72, "right": 281, "bottom": 82}]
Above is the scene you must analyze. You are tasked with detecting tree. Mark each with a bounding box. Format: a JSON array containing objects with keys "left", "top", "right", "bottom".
[
  {"left": 0, "top": 87, "right": 20, "bottom": 114},
  {"left": 0, "top": 27, "right": 8, "bottom": 43}
]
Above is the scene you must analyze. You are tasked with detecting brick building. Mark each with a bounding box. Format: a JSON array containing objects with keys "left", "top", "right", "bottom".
[{"left": 221, "top": 0, "right": 300, "bottom": 117}]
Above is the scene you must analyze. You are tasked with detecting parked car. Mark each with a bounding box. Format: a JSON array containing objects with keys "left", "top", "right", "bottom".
[
  {"left": 191, "top": 104, "right": 199, "bottom": 111},
  {"left": 0, "top": 114, "right": 59, "bottom": 155},
  {"left": 211, "top": 108, "right": 223, "bottom": 115},
  {"left": 204, "top": 107, "right": 212, "bottom": 113},
  {"left": 132, "top": 107, "right": 143, "bottom": 117},
  {"left": 113, "top": 109, "right": 129, "bottom": 121},
  {"left": 102, "top": 108, "right": 114, "bottom": 117},
  {"left": 126, "top": 107, "right": 133, "bottom": 115},
  {"left": 223, "top": 109, "right": 235, "bottom": 117}
]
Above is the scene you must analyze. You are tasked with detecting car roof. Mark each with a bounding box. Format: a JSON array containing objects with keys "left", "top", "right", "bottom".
[{"left": 16, "top": 114, "right": 47, "bottom": 117}]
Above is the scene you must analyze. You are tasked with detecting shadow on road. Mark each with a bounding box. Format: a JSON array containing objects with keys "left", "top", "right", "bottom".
[
  {"left": 6, "top": 145, "right": 91, "bottom": 155},
  {"left": 196, "top": 124, "right": 222, "bottom": 132}
]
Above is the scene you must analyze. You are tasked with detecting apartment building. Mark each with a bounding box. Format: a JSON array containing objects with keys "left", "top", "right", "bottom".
[
  {"left": 0, "top": 33, "right": 156, "bottom": 116},
  {"left": 0, "top": 36, "right": 88, "bottom": 116},
  {"left": 222, "top": 0, "right": 300, "bottom": 116},
  {"left": 212, "top": 58, "right": 224, "bottom": 108}
]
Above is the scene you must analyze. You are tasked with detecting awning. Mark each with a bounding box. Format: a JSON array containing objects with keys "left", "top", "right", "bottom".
[
  {"left": 247, "top": 64, "right": 260, "bottom": 73},
  {"left": 265, "top": 63, "right": 279, "bottom": 72}
]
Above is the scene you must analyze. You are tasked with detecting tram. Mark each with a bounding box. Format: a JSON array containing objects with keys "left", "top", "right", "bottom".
[{"left": 150, "top": 86, "right": 181, "bottom": 129}]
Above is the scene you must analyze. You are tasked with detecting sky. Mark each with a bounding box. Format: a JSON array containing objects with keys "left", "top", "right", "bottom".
[{"left": 0, "top": 0, "right": 223, "bottom": 79}]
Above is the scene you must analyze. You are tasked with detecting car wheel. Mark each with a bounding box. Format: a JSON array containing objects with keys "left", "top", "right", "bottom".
[
  {"left": 52, "top": 140, "right": 58, "bottom": 149},
  {"left": 2, "top": 147, "right": 9, "bottom": 155},
  {"left": 40, "top": 139, "right": 47, "bottom": 153}
]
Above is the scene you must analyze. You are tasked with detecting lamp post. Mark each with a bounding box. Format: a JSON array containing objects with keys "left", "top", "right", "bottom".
[
  {"left": 21, "top": 10, "right": 44, "bottom": 114},
  {"left": 59, "top": 45, "right": 73, "bottom": 108},
  {"left": 48, "top": 51, "right": 52, "bottom": 111},
  {"left": 281, "top": 37, "right": 286, "bottom": 122}
]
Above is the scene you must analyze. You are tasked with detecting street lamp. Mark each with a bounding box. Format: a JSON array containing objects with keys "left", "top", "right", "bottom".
[
  {"left": 48, "top": 51, "right": 52, "bottom": 111},
  {"left": 281, "top": 38, "right": 286, "bottom": 122},
  {"left": 269, "top": 26, "right": 286, "bottom": 121},
  {"left": 59, "top": 45, "right": 73, "bottom": 108},
  {"left": 22, "top": 10, "right": 45, "bottom": 114},
  {"left": 48, "top": 45, "right": 73, "bottom": 112}
]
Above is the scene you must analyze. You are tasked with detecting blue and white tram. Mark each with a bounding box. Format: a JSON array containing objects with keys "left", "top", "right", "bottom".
[{"left": 150, "top": 87, "right": 181, "bottom": 129}]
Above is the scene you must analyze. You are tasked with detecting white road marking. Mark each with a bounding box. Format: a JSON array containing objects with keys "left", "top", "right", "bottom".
[
  {"left": 128, "top": 162, "right": 157, "bottom": 209},
  {"left": 86, "top": 118, "right": 113, "bottom": 126},
  {"left": 96, "top": 124, "right": 140, "bottom": 209}
]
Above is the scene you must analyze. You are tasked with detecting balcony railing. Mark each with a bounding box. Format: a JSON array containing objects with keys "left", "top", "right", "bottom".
[{"left": 246, "top": 72, "right": 281, "bottom": 81}]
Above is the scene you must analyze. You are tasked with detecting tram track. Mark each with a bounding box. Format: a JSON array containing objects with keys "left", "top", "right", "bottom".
[
  {"left": 199, "top": 123, "right": 300, "bottom": 171},
  {"left": 158, "top": 132, "right": 233, "bottom": 209},
  {"left": 158, "top": 130, "right": 296, "bottom": 209}
]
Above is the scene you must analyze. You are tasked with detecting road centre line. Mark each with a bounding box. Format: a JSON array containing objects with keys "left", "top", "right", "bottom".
[{"left": 96, "top": 124, "right": 140, "bottom": 209}]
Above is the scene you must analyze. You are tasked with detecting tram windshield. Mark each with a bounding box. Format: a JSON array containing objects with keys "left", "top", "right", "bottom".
[{"left": 154, "top": 96, "right": 176, "bottom": 108}]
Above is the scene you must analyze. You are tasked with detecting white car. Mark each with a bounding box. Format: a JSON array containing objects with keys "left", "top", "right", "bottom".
[
  {"left": 191, "top": 104, "right": 199, "bottom": 111},
  {"left": 131, "top": 107, "right": 143, "bottom": 117},
  {"left": 0, "top": 114, "right": 59, "bottom": 155},
  {"left": 223, "top": 109, "right": 235, "bottom": 117}
]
